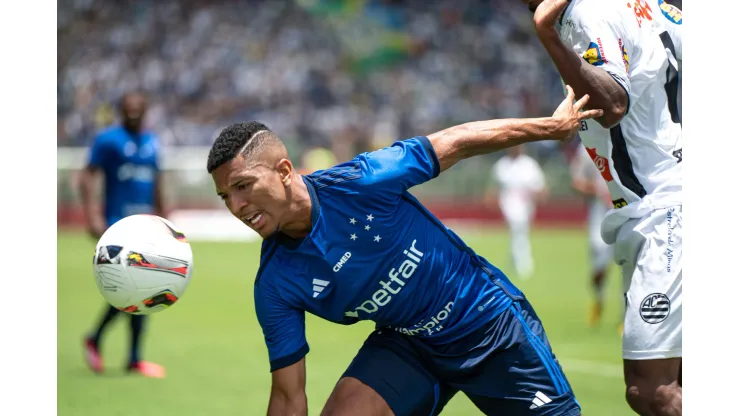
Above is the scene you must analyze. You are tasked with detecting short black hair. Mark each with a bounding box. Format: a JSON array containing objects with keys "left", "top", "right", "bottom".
[{"left": 206, "top": 121, "right": 277, "bottom": 173}]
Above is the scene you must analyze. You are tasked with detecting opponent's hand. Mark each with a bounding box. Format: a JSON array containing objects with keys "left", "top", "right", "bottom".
[
  {"left": 551, "top": 85, "right": 604, "bottom": 142},
  {"left": 533, "top": 0, "right": 571, "bottom": 31}
]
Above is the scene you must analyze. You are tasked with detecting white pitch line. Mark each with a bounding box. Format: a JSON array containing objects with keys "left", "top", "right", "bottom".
[{"left": 560, "top": 358, "right": 623, "bottom": 378}]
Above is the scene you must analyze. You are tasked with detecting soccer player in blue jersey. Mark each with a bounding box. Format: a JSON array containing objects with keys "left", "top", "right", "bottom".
[
  {"left": 80, "top": 92, "right": 167, "bottom": 378},
  {"left": 207, "top": 86, "right": 601, "bottom": 416}
]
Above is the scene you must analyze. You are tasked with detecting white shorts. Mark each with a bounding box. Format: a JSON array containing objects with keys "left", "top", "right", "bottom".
[{"left": 614, "top": 205, "right": 682, "bottom": 360}]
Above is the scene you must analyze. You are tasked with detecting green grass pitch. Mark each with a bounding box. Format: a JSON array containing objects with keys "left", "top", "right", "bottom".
[{"left": 57, "top": 227, "right": 630, "bottom": 415}]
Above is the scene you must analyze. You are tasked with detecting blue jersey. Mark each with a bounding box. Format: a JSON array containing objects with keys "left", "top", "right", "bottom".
[
  {"left": 87, "top": 125, "right": 160, "bottom": 226},
  {"left": 255, "top": 136, "right": 524, "bottom": 372}
]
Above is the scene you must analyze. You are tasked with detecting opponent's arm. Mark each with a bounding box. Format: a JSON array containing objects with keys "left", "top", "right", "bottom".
[
  {"left": 267, "top": 358, "right": 307, "bottom": 416},
  {"left": 533, "top": 0, "right": 628, "bottom": 128},
  {"left": 428, "top": 86, "right": 602, "bottom": 173}
]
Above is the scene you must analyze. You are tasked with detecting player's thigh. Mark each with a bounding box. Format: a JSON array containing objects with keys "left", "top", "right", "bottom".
[
  {"left": 615, "top": 206, "right": 682, "bottom": 360},
  {"left": 452, "top": 301, "right": 581, "bottom": 416},
  {"left": 322, "top": 377, "right": 393, "bottom": 416},
  {"left": 624, "top": 357, "right": 681, "bottom": 389},
  {"left": 324, "top": 329, "right": 457, "bottom": 416}
]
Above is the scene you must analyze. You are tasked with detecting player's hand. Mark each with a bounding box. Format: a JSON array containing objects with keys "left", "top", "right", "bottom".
[
  {"left": 533, "top": 0, "right": 571, "bottom": 31},
  {"left": 551, "top": 85, "right": 604, "bottom": 142}
]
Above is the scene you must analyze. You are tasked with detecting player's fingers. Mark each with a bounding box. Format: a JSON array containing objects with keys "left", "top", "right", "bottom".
[
  {"left": 579, "top": 109, "right": 604, "bottom": 119},
  {"left": 564, "top": 85, "right": 575, "bottom": 102},
  {"left": 574, "top": 93, "right": 590, "bottom": 110}
]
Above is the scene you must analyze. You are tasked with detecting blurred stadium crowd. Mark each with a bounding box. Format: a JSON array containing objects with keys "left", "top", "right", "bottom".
[{"left": 57, "top": 0, "right": 569, "bottom": 161}]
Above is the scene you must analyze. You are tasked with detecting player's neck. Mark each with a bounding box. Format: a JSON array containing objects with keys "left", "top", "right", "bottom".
[{"left": 279, "top": 175, "right": 313, "bottom": 239}]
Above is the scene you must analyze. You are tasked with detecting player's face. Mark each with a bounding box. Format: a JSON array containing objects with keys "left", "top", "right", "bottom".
[
  {"left": 211, "top": 154, "right": 291, "bottom": 239},
  {"left": 121, "top": 94, "right": 147, "bottom": 132}
]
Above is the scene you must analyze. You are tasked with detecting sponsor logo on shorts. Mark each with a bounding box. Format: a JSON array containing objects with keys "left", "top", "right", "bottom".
[
  {"left": 612, "top": 198, "right": 628, "bottom": 209},
  {"left": 530, "top": 391, "right": 553, "bottom": 409},
  {"left": 394, "top": 302, "right": 454, "bottom": 337},
  {"left": 640, "top": 293, "right": 671, "bottom": 324}
]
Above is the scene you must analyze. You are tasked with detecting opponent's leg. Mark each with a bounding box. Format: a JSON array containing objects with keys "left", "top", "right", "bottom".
[
  {"left": 624, "top": 358, "right": 682, "bottom": 416},
  {"left": 322, "top": 330, "right": 457, "bottom": 416},
  {"left": 617, "top": 206, "right": 683, "bottom": 415},
  {"left": 84, "top": 304, "right": 120, "bottom": 372}
]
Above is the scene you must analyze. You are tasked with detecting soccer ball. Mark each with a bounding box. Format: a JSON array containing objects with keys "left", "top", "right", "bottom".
[{"left": 92, "top": 214, "right": 194, "bottom": 315}]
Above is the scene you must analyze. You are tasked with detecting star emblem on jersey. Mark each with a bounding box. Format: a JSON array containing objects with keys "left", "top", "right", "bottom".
[{"left": 344, "top": 214, "right": 382, "bottom": 243}]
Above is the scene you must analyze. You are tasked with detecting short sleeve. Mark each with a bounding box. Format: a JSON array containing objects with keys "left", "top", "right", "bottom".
[
  {"left": 88, "top": 133, "right": 111, "bottom": 169},
  {"left": 254, "top": 282, "right": 309, "bottom": 372},
  {"left": 355, "top": 136, "right": 440, "bottom": 195},
  {"left": 565, "top": 4, "right": 632, "bottom": 98}
]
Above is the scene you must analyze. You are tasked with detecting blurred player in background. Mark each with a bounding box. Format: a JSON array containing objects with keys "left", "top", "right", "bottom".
[
  {"left": 207, "top": 87, "right": 601, "bottom": 416},
  {"left": 79, "top": 91, "right": 167, "bottom": 378},
  {"left": 527, "top": 0, "right": 683, "bottom": 414},
  {"left": 570, "top": 144, "right": 614, "bottom": 328},
  {"left": 488, "top": 145, "right": 548, "bottom": 279}
]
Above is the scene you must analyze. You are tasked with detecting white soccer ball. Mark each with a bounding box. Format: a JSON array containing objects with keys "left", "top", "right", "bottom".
[{"left": 92, "top": 214, "right": 194, "bottom": 315}]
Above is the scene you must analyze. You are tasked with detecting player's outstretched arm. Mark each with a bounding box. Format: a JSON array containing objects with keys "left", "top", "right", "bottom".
[
  {"left": 267, "top": 358, "right": 308, "bottom": 416},
  {"left": 428, "top": 86, "right": 602, "bottom": 173},
  {"left": 533, "top": 0, "right": 629, "bottom": 128}
]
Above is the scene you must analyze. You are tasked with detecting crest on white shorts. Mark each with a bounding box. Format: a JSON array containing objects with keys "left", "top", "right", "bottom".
[{"left": 640, "top": 293, "right": 671, "bottom": 324}]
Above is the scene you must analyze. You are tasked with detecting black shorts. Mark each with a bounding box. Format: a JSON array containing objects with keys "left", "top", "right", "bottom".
[{"left": 342, "top": 299, "right": 581, "bottom": 416}]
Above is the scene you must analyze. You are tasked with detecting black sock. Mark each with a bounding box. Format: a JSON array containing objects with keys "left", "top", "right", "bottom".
[
  {"left": 91, "top": 304, "right": 120, "bottom": 346},
  {"left": 129, "top": 314, "right": 146, "bottom": 366}
]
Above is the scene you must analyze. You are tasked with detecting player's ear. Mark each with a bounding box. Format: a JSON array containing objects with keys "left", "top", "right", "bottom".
[{"left": 276, "top": 158, "right": 293, "bottom": 187}]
